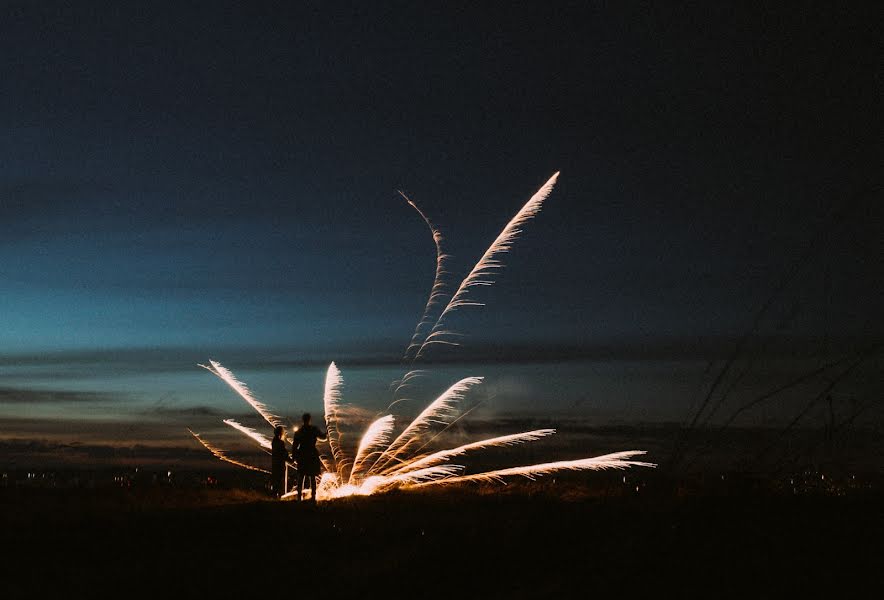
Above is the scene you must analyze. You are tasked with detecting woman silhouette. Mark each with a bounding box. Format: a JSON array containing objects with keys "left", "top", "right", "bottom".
[
  {"left": 270, "top": 425, "right": 289, "bottom": 498},
  {"left": 292, "top": 413, "right": 327, "bottom": 501}
]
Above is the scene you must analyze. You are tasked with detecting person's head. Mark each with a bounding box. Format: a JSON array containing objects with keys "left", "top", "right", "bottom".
[
  {"left": 302, "top": 413, "right": 312, "bottom": 426},
  {"left": 274, "top": 425, "right": 284, "bottom": 439}
]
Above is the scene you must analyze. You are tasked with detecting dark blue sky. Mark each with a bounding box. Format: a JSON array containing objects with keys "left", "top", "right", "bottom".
[{"left": 1, "top": 2, "right": 881, "bottom": 456}]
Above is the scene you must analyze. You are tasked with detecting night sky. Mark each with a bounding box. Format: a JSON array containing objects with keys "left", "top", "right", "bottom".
[{"left": 1, "top": 3, "right": 881, "bottom": 462}]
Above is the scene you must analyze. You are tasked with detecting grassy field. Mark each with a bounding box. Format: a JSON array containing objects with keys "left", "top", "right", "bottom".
[{"left": 2, "top": 478, "right": 882, "bottom": 598}]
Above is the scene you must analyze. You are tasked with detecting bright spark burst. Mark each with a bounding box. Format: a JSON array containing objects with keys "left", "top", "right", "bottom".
[
  {"left": 323, "top": 362, "right": 349, "bottom": 481},
  {"left": 188, "top": 172, "right": 655, "bottom": 500},
  {"left": 348, "top": 415, "right": 395, "bottom": 485},
  {"left": 368, "top": 376, "right": 484, "bottom": 475}
]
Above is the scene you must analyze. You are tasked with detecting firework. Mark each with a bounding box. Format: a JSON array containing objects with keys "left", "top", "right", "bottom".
[
  {"left": 322, "top": 362, "right": 349, "bottom": 481},
  {"left": 222, "top": 418, "right": 272, "bottom": 450},
  {"left": 387, "top": 368, "right": 427, "bottom": 412},
  {"left": 414, "top": 172, "right": 560, "bottom": 360},
  {"left": 408, "top": 451, "right": 655, "bottom": 488},
  {"left": 400, "top": 192, "right": 451, "bottom": 361},
  {"left": 348, "top": 415, "right": 395, "bottom": 485},
  {"left": 188, "top": 172, "right": 655, "bottom": 500},
  {"left": 368, "top": 376, "right": 483, "bottom": 475},
  {"left": 187, "top": 428, "right": 269, "bottom": 474},
  {"left": 199, "top": 360, "right": 282, "bottom": 428},
  {"left": 191, "top": 364, "right": 652, "bottom": 500},
  {"left": 383, "top": 429, "right": 557, "bottom": 475}
]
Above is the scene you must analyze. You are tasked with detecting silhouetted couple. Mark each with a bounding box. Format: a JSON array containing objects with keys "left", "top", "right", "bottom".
[{"left": 270, "top": 413, "right": 327, "bottom": 501}]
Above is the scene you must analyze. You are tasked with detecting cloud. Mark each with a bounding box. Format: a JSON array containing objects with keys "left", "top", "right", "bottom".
[
  {"left": 0, "top": 412, "right": 270, "bottom": 445},
  {"left": 0, "top": 438, "right": 219, "bottom": 468},
  {"left": 0, "top": 387, "right": 114, "bottom": 404},
  {"left": 141, "top": 405, "right": 223, "bottom": 418},
  {"left": 1, "top": 336, "right": 878, "bottom": 381}
]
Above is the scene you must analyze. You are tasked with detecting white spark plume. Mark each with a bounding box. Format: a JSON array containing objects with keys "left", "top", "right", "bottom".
[
  {"left": 385, "top": 429, "right": 557, "bottom": 475},
  {"left": 401, "top": 193, "right": 451, "bottom": 361},
  {"left": 334, "top": 465, "right": 465, "bottom": 498},
  {"left": 199, "top": 360, "right": 282, "bottom": 428},
  {"left": 369, "top": 376, "right": 483, "bottom": 474},
  {"left": 187, "top": 428, "right": 270, "bottom": 473},
  {"left": 222, "top": 418, "right": 272, "bottom": 450},
  {"left": 348, "top": 415, "right": 395, "bottom": 485},
  {"left": 323, "top": 362, "right": 349, "bottom": 481},
  {"left": 387, "top": 464, "right": 464, "bottom": 485},
  {"left": 190, "top": 172, "right": 656, "bottom": 501},
  {"left": 409, "top": 451, "right": 655, "bottom": 488},
  {"left": 415, "top": 172, "right": 559, "bottom": 359}
]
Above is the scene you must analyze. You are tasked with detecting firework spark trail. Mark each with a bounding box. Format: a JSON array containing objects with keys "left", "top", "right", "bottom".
[
  {"left": 394, "top": 401, "right": 485, "bottom": 463},
  {"left": 187, "top": 428, "right": 270, "bottom": 473},
  {"left": 322, "top": 362, "right": 349, "bottom": 481},
  {"left": 191, "top": 172, "right": 656, "bottom": 500},
  {"left": 385, "top": 429, "right": 557, "bottom": 475},
  {"left": 387, "top": 369, "right": 427, "bottom": 411},
  {"left": 415, "top": 172, "right": 560, "bottom": 360},
  {"left": 319, "top": 455, "right": 333, "bottom": 475},
  {"left": 386, "top": 464, "right": 464, "bottom": 485},
  {"left": 388, "top": 368, "right": 426, "bottom": 393},
  {"left": 368, "top": 376, "right": 483, "bottom": 474},
  {"left": 400, "top": 192, "right": 451, "bottom": 361},
  {"left": 199, "top": 360, "right": 283, "bottom": 428},
  {"left": 335, "top": 465, "right": 466, "bottom": 498},
  {"left": 348, "top": 415, "right": 396, "bottom": 485},
  {"left": 409, "top": 451, "right": 655, "bottom": 487},
  {"left": 222, "top": 418, "right": 272, "bottom": 450}
]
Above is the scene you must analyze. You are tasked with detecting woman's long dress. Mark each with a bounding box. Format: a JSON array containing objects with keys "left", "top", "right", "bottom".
[{"left": 271, "top": 436, "right": 288, "bottom": 495}]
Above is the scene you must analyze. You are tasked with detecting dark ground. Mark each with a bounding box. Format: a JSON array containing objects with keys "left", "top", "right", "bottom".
[{"left": 2, "top": 476, "right": 882, "bottom": 599}]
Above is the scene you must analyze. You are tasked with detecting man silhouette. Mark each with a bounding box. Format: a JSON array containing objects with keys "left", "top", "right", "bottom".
[{"left": 292, "top": 413, "right": 327, "bottom": 501}]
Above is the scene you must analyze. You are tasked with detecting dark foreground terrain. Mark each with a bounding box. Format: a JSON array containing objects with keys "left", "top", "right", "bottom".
[{"left": 2, "top": 479, "right": 882, "bottom": 598}]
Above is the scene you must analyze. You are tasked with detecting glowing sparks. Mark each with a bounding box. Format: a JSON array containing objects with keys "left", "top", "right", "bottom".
[
  {"left": 385, "top": 429, "right": 557, "bottom": 475},
  {"left": 387, "top": 368, "right": 427, "bottom": 410},
  {"left": 199, "top": 360, "right": 282, "bottom": 428},
  {"left": 187, "top": 428, "right": 269, "bottom": 474},
  {"left": 223, "top": 418, "right": 272, "bottom": 450},
  {"left": 401, "top": 192, "right": 451, "bottom": 361},
  {"left": 188, "top": 172, "right": 656, "bottom": 501},
  {"left": 369, "top": 376, "right": 483, "bottom": 474},
  {"left": 348, "top": 415, "right": 395, "bottom": 485},
  {"left": 192, "top": 365, "right": 654, "bottom": 500},
  {"left": 322, "top": 362, "right": 349, "bottom": 482},
  {"left": 415, "top": 172, "right": 560, "bottom": 360},
  {"left": 409, "top": 451, "right": 656, "bottom": 487}
]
